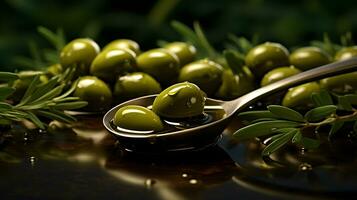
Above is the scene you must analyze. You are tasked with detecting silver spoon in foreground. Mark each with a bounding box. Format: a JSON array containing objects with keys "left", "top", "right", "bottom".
[{"left": 103, "top": 58, "right": 357, "bottom": 153}]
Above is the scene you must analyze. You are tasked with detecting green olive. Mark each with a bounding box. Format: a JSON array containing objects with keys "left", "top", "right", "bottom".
[
  {"left": 245, "top": 42, "right": 290, "bottom": 78},
  {"left": 137, "top": 48, "right": 180, "bottom": 86},
  {"left": 282, "top": 82, "right": 320, "bottom": 108},
  {"left": 73, "top": 76, "right": 112, "bottom": 112},
  {"left": 178, "top": 59, "right": 223, "bottom": 96},
  {"left": 46, "top": 63, "right": 62, "bottom": 77},
  {"left": 164, "top": 42, "right": 196, "bottom": 66},
  {"left": 335, "top": 46, "right": 357, "bottom": 61},
  {"left": 152, "top": 82, "right": 206, "bottom": 118},
  {"left": 90, "top": 49, "right": 136, "bottom": 83},
  {"left": 216, "top": 69, "right": 255, "bottom": 100},
  {"left": 11, "top": 71, "right": 48, "bottom": 102},
  {"left": 289, "top": 47, "right": 331, "bottom": 71},
  {"left": 103, "top": 39, "right": 140, "bottom": 55},
  {"left": 320, "top": 72, "right": 357, "bottom": 94},
  {"left": 60, "top": 38, "right": 100, "bottom": 75},
  {"left": 113, "top": 105, "right": 163, "bottom": 132},
  {"left": 260, "top": 66, "right": 301, "bottom": 87},
  {"left": 114, "top": 72, "right": 162, "bottom": 102}
]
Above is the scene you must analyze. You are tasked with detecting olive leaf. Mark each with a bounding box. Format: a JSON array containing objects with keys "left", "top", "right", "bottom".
[
  {"left": 311, "top": 90, "right": 333, "bottom": 107},
  {"left": 0, "top": 87, "right": 15, "bottom": 101},
  {"left": 328, "top": 121, "right": 344, "bottom": 140},
  {"left": 262, "top": 129, "right": 297, "bottom": 156},
  {"left": 337, "top": 96, "right": 354, "bottom": 111},
  {"left": 237, "top": 110, "right": 277, "bottom": 121},
  {"left": 0, "top": 72, "right": 19, "bottom": 82},
  {"left": 304, "top": 105, "right": 337, "bottom": 122},
  {"left": 223, "top": 50, "right": 245, "bottom": 74},
  {"left": 292, "top": 130, "right": 302, "bottom": 144},
  {"left": 267, "top": 105, "right": 305, "bottom": 122},
  {"left": 344, "top": 94, "right": 357, "bottom": 105},
  {"left": 233, "top": 120, "right": 301, "bottom": 140}
]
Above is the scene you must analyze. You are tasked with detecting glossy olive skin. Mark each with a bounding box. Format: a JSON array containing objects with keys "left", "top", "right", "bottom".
[
  {"left": 320, "top": 72, "right": 357, "bottom": 94},
  {"left": 60, "top": 38, "right": 100, "bottom": 75},
  {"left": 114, "top": 72, "right": 162, "bottom": 102},
  {"left": 90, "top": 49, "right": 136, "bottom": 83},
  {"left": 178, "top": 59, "right": 224, "bottom": 96},
  {"left": 289, "top": 47, "right": 331, "bottom": 71},
  {"left": 11, "top": 71, "right": 48, "bottom": 102},
  {"left": 113, "top": 105, "right": 163, "bottom": 132},
  {"left": 282, "top": 82, "right": 320, "bottom": 108},
  {"left": 73, "top": 76, "right": 112, "bottom": 112},
  {"left": 216, "top": 69, "right": 255, "bottom": 100},
  {"left": 103, "top": 39, "right": 140, "bottom": 55},
  {"left": 335, "top": 46, "right": 357, "bottom": 61},
  {"left": 261, "top": 66, "right": 301, "bottom": 87},
  {"left": 164, "top": 42, "right": 196, "bottom": 66},
  {"left": 245, "top": 42, "right": 290, "bottom": 78},
  {"left": 152, "top": 82, "right": 206, "bottom": 118},
  {"left": 137, "top": 48, "right": 180, "bottom": 86}
]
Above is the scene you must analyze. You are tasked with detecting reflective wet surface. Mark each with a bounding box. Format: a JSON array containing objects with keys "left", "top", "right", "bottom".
[{"left": 1, "top": 115, "right": 357, "bottom": 199}]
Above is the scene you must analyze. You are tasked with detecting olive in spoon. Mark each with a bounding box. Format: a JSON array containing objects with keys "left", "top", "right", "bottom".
[{"left": 103, "top": 58, "right": 357, "bottom": 153}]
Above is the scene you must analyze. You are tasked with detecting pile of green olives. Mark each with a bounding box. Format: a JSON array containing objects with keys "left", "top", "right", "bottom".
[{"left": 16, "top": 34, "right": 355, "bottom": 115}]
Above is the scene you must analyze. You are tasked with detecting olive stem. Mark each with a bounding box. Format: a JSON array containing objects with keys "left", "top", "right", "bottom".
[{"left": 303, "top": 109, "right": 357, "bottom": 128}]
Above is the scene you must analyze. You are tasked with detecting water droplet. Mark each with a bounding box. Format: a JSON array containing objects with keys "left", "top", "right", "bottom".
[
  {"left": 299, "top": 163, "right": 312, "bottom": 171},
  {"left": 145, "top": 179, "right": 156, "bottom": 188},
  {"left": 38, "top": 129, "right": 46, "bottom": 134},
  {"left": 248, "top": 105, "right": 254, "bottom": 110},
  {"left": 182, "top": 173, "right": 188, "bottom": 178},
  {"left": 189, "top": 179, "right": 198, "bottom": 184}
]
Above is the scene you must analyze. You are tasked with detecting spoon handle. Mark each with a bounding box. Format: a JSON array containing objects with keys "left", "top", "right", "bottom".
[{"left": 232, "top": 57, "right": 357, "bottom": 112}]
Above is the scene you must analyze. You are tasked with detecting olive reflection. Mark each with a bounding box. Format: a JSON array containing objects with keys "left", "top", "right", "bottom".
[{"left": 102, "top": 145, "right": 237, "bottom": 200}]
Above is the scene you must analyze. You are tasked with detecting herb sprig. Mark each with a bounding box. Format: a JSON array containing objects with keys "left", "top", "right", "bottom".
[
  {"left": 0, "top": 68, "right": 87, "bottom": 129},
  {"left": 235, "top": 90, "right": 357, "bottom": 157}
]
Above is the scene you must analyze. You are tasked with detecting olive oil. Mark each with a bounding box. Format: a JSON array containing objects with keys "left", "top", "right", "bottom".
[{"left": 110, "top": 105, "right": 226, "bottom": 135}]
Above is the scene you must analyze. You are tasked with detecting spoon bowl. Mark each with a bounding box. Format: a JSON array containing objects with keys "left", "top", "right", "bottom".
[{"left": 103, "top": 58, "right": 357, "bottom": 153}]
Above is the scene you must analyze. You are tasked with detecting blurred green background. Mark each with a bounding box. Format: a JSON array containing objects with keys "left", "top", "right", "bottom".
[{"left": 0, "top": 0, "right": 356, "bottom": 71}]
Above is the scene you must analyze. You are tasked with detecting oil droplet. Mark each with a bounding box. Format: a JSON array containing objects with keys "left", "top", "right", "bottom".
[
  {"left": 145, "top": 179, "right": 156, "bottom": 188},
  {"left": 30, "top": 156, "right": 36, "bottom": 166},
  {"left": 299, "top": 163, "right": 312, "bottom": 171},
  {"left": 182, "top": 173, "right": 188, "bottom": 178},
  {"left": 189, "top": 179, "right": 198, "bottom": 184}
]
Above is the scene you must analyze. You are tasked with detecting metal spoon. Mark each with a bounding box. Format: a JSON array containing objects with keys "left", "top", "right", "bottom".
[{"left": 103, "top": 58, "right": 357, "bottom": 153}]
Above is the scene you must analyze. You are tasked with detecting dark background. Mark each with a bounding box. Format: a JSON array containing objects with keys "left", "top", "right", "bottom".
[{"left": 0, "top": 0, "right": 356, "bottom": 71}]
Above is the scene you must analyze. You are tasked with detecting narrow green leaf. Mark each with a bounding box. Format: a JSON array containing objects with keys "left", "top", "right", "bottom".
[
  {"left": 27, "top": 76, "right": 60, "bottom": 103},
  {"left": 30, "top": 84, "right": 64, "bottom": 104},
  {"left": 26, "top": 111, "right": 45, "bottom": 129},
  {"left": 268, "top": 133, "right": 285, "bottom": 142},
  {"left": 300, "top": 137, "right": 320, "bottom": 149},
  {"left": 292, "top": 130, "right": 302, "bottom": 144},
  {"left": 52, "top": 101, "right": 88, "bottom": 110},
  {"left": 268, "top": 105, "right": 305, "bottom": 122},
  {"left": 193, "top": 21, "right": 217, "bottom": 58},
  {"left": 273, "top": 127, "right": 298, "bottom": 134},
  {"left": 0, "top": 72, "right": 19, "bottom": 82},
  {"left": 171, "top": 21, "right": 199, "bottom": 46},
  {"left": 223, "top": 50, "right": 245, "bottom": 74},
  {"left": 250, "top": 118, "right": 277, "bottom": 124},
  {"left": 344, "top": 94, "right": 357, "bottom": 105},
  {"left": 0, "top": 102, "right": 12, "bottom": 110},
  {"left": 328, "top": 121, "right": 344, "bottom": 140},
  {"left": 304, "top": 105, "right": 337, "bottom": 122},
  {"left": 238, "top": 110, "right": 277, "bottom": 121},
  {"left": 19, "top": 75, "right": 41, "bottom": 105},
  {"left": 337, "top": 96, "right": 354, "bottom": 111},
  {"left": 311, "top": 90, "right": 333, "bottom": 106},
  {"left": 37, "top": 26, "right": 62, "bottom": 51},
  {"left": 0, "top": 87, "right": 15, "bottom": 101},
  {"left": 233, "top": 120, "right": 301, "bottom": 140},
  {"left": 262, "top": 129, "right": 297, "bottom": 156},
  {"left": 36, "top": 110, "right": 76, "bottom": 123},
  {"left": 54, "top": 79, "right": 79, "bottom": 100}
]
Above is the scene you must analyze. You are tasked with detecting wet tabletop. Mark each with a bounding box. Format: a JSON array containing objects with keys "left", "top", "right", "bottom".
[{"left": 0, "top": 116, "right": 357, "bottom": 200}]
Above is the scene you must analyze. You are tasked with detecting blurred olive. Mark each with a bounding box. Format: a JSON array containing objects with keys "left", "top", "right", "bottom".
[
  {"left": 114, "top": 72, "right": 162, "bottom": 102},
  {"left": 103, "top": 39, "right": 140, "bottom": 55},
  {"left": 73, "top": 76, "right": 112, "bottom": 112},
  {"left": 216, "top": 69, "right": 255, "bottom": 100},
  {"left": 282, "top": 82, "right": 320, "bottom": 108},
  {"left": 60, "top": 38, "right": 100, "bottom": 75},
  {"left": 320, "top": 72, "right": 357, "bottom": 94},
  {"left": 164, "top": 42, "right": 196, "bottom": 66},
  {"left": 137, "top": 48, "right": 180, "bottom": 86},
  {"left": 289, "top": 47, "right": 331, "bottom": 71},
  {"left": 260, "top": 66, "right": 301, "bottom": 87},
  {"left": 245, "top": 42, "right": 290, "bottom": 78},
  {"left": 90, "top": 49, "right": 136, "bottom": 83},
  {"left": 113, "top": 105, "right": 163, "bottom": 132},
  {"left": 178, "top": 59, "right": 223, "bottom": 96},
  {"left": 46, "top": 63, "right": 62, "bottom": 77},
  {"left": 11, "top": 71, "right": 48, "bottom": 102},
  {"left": 335, "top": 46, "right": 357, "bottom": 61},
  {"left": 152, "top": 82, "right": 205, "bottom": 118}
]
